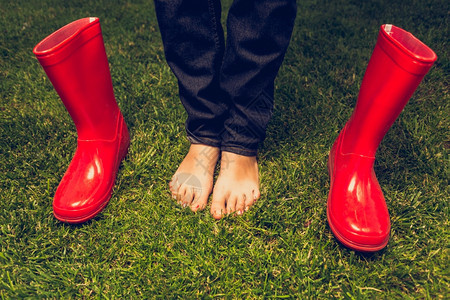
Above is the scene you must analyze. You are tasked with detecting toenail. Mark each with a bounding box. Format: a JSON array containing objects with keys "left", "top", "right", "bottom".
[{"left": 245, "top": 206, "right": 249, "bottom": 212}]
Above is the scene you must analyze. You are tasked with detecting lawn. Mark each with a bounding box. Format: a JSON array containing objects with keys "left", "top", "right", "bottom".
[{"left": 0, "top": 0, "right": 448, "bottom": 298}]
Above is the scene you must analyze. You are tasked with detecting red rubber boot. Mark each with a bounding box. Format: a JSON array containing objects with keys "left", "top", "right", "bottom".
[
  {"left": 33, "top": 18, "right": 130, "bottom": 223},
  {"left": 327, "top": 25, "right": 437, "bottom": 251}
]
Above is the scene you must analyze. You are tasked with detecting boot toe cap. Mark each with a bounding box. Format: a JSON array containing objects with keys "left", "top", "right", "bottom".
[{"left": 327, "top": 206, "right": 390, "bottom": 252}]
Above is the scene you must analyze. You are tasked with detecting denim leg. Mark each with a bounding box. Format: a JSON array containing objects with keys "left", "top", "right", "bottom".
[
  {"left": 220, "top": 0, "right": 297, "bottom": 156},
  {"left": 154, "top": 0, "right": 227, "bottom": 147}
]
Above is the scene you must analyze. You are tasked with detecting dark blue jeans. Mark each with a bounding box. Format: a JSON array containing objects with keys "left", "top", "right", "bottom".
[{"left": 154, "top": 0, "right": 297, "bottom": 156}]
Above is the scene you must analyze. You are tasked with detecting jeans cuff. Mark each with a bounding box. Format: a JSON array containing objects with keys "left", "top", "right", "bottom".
[
  {"left": 220, "top": 145, "right": 257, "bottom": 157},
  {"left": 186, "top": 131, "right": 221, "bottom": 148}
]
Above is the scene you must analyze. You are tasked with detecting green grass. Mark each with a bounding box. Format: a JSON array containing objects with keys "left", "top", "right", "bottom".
[{"left": 1, "top": 0, "right": 448, "bottom": 298}]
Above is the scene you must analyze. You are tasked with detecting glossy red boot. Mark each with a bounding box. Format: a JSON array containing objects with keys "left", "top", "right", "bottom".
[
  {"left": 34, "top": 18, "right": 130, "bottom": 223},
  {"left": 328, "top": 25, "right": 437, "bottom": 251}
]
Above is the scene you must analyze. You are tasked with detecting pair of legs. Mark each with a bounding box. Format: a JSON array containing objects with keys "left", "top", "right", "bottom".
[{"left": 154, "top": 0, "right": 297, "bottom": 218}]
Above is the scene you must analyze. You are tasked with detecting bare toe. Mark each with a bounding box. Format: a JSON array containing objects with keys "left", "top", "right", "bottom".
[
  {"left": 190, "top": 188, "right": 207, "bottom": 212},
  {"left": 184, "top": 185, "right": 197, "bottom": 207},
  {"left": 235, "top": 194, "right": 246, "bottom": 215},
  {"left": 177, "top": 185, "right": 188, "bottom": 206},
  {"left": 211, "top": 190, "right": 227, "bottom": 219},
  {"left": 227, "top": 195, "right": 238, "bottom": 215},
  {"left": 244, "top": 192, "right": 253, "bottom": 211}
]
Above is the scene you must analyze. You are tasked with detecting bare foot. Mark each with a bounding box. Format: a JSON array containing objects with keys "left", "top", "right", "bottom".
[
  {"left": 210, "top": 151, "right": 261, "bottom": 219},
  {"left": 170, "top": 144, "right": 220, "bottom": 211}
]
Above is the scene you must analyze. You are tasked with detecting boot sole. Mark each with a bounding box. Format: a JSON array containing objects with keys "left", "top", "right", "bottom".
[
  {"left": 54, "top": 196, "right": 111, "bottom": 224},
  {"left": 327, "top": 206, "right": 389, "bottom": 252}
]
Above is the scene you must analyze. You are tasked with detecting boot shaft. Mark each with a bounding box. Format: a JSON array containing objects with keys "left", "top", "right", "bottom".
[
  {"left": 343, "top": 25, "right": 437, "bottom": 157},
  {"left": 34, "top": 18, "right": 120, "bottom": 141}
]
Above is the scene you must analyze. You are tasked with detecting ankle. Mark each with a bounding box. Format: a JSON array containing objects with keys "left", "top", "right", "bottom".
[{"left": 189, "top": 144, "right": 220, "bottom": 157}]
